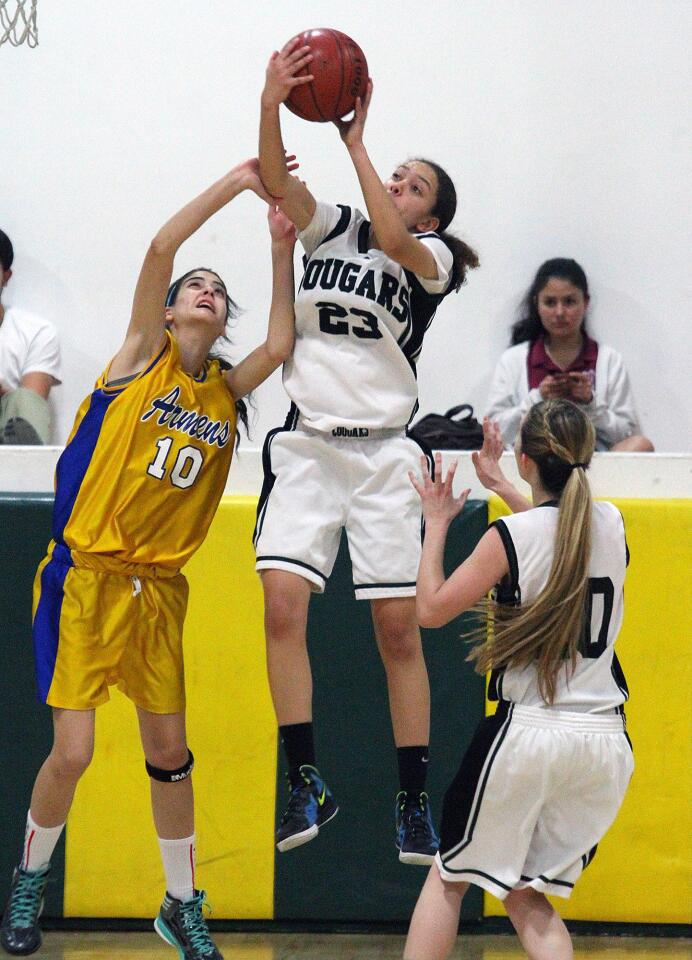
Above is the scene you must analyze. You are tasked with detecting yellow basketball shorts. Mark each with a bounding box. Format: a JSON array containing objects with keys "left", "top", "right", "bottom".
[{"left": 32, "top": 542, "right": 189, "bottom": 713}]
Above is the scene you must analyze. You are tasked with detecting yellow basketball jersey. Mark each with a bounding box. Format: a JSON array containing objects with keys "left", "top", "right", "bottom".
[{"left": 53, "top": 332, "right": 236, "bottom": 569}]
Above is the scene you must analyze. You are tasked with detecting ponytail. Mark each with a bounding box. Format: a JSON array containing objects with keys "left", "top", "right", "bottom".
[
  {"left": 440, "top": 232, "right": 480, "bottom": 292},
  {"left": 468, "top": 399, "right": 596, "bottom": 703}
]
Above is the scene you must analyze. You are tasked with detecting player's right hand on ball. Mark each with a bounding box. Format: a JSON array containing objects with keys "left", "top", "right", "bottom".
[{"left": 262, "top": 39, "right": 314, "bottom": 109}]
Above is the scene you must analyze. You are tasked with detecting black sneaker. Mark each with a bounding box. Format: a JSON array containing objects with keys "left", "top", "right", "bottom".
[
  {"left": 0, "top": 864, "right": 50, "bottom": 956},
  {"left": 395, "top": 791, "right": 439, "bottom": 865},
  {"left": 154, "top": 890, "right": 223, "bottom": 959},
  {"left": 2, "top": 418, "right": 42, "bottom": 446},
  {"left": 276, "top": 764, "right": 338, "bottom": 852}
]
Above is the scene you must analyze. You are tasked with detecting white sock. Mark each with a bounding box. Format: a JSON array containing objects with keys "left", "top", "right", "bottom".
[
  {"left": 22, "top": 810, "right": 65, "bottom": 872},
  {"left": 158, "top": 834, "right": 196, "bottom": 902}
]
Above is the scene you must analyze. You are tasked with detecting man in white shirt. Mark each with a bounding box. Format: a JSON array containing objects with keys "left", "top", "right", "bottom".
[{"left": 0, "top": 230, "right": 61, "bottom": 444}]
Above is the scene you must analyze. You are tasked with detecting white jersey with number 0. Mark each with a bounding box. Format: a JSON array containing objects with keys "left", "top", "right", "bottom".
[
  {"left": 282, "top": 201, "right": 454, "bottom": 432},
  {"left": 490, "top": 500, "right": 629, "bottom": 712}
]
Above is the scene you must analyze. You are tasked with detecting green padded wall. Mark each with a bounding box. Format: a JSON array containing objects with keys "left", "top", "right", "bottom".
[
  {"left": 273, "top": 501, "right": 489, "bottom": 921},
  {"left": 0, "top": 494, "right": 65, "bottom": 917},
  {"left": 0, "top": 494, "right": 488, "bottom": 924}
]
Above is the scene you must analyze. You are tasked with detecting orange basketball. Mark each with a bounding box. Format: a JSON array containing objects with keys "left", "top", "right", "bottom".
[{"left": 285, "top": 28, "right": 369, "bottom": 123}]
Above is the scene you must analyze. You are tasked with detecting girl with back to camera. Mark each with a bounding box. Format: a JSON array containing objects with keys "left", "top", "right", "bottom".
[
  {"left": 486, "top": 257, "right": 654, "bottom": 451},
  {"left": 403, "top": 401, "right": 634, "bottom": 960},
  {"left": 255, "top": 39, "right": 479, "bottom": 863},
  {"left": 0, "top": 158, "right": 297, "bottom": 960}
]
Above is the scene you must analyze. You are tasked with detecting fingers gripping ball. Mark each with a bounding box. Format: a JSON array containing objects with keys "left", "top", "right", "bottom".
[{"left": 285, "top": 28, "right": 369, "bottom": 122}]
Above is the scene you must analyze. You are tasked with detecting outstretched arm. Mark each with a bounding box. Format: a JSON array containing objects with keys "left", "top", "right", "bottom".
[
  {"left": 109, "top": 159, "right": 274, "bottom": 382},
  {"left": 409, "top": 452, "right": 508, "bottom": 627},
  {"left": 335, "top": 80, "right": 439, "bottom": 278},
  {"left": 472, "top": 418, "right": 532, "bottom": 513},
  {"left": 259, "top": 39, "right": 316, "bottom": 230},
  {"left": 224, "top": 205, "right": 297, "bottom": 400}
]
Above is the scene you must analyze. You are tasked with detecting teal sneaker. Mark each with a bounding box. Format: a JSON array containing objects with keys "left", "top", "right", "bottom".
[
  {"left": 395, "top": 791, "right": 439, "bottom": 865},
  {"left": 0, "top": 864, "right": 50, "bottom": 956},
  {"left": 276, "top": 764, "right": 338, "bottom": 852},
  {"left": 154, "top": 890, "right": 222, "bottom": 959}
]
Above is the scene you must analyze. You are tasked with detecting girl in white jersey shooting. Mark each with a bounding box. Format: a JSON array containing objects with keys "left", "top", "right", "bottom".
[
  {"left": 403, "top": 399, "right": 633, "bottom": 960},
  {"left": 255, "top": 39, "right": 479, "bottom": 863}
]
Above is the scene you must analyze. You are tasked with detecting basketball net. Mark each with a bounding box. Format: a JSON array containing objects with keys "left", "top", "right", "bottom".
[{"left": 0, "top": 0, "right": 37, "bottom": 47}]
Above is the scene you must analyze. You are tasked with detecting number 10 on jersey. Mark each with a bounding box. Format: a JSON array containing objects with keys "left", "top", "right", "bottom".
[{"left": 147, "top": 437, "right": 204, "bottom": 489}]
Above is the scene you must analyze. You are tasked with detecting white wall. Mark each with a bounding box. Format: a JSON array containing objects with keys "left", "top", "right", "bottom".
[{"left": 2, "top": 0, "right": 691, "bottom": 450}]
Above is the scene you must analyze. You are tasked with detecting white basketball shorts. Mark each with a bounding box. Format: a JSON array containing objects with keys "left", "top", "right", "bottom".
[
  {"left": 253, "top": 418, "right": 431, "bottom": 599},
  {"left": 436, "top": 701, "right": 634, "bottom": 899}
]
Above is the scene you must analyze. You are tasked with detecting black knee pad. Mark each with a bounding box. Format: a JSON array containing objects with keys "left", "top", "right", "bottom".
[{"left": 145, "top": 749, "right": 194, "bottom": 783}]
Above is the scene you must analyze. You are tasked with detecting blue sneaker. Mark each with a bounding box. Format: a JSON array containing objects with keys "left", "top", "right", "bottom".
[
  {"left": 154, "top": 890, "right": 222, "bottom": 959},
  {"left": 0, "top": 864, "right": 50, "bottom": 956},
  {"left": 276, "top": 764, "right": 338, "bottom": 852},
  {"left": 395, "top": 791, "right": 439, "bottom": 865}
]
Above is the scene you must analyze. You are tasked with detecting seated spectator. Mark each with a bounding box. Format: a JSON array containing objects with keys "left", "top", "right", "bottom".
[
  {"left": 485, "top": 258, "right": 654, "bottom": 451},
  {"left": 0, "top": 229, "right": 61, "bottom": 444}
]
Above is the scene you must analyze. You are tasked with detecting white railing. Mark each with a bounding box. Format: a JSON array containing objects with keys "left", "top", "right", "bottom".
[{"left": 0, "top": 447, "right": 690, "bottom": 499}]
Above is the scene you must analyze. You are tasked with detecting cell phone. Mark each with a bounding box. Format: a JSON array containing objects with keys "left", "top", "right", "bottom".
[{"left": 569, "top": 370, "right": 596, "bottom": 386}]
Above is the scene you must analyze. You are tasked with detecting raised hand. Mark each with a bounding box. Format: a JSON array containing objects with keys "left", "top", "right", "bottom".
[
  {"left": 333, "top": 77, "right": 373, "bottom": 148},
  {"left": 472, "top": 417, "right": 507, "bottom": 491},
  {"left": 473, "top": 418, "right": 531, "bottom": 513},
  {"left": 268, "top": 203, "right": 297, "bottom": 246},
  {"left": 233, "top": 155, "right": 298, "bottom": 204},
  {"left": 262, "top": 39, "right": 314, "bottom": 110},
  {"left": 409, "top": 452, "right": 470, "bottom": 526}
]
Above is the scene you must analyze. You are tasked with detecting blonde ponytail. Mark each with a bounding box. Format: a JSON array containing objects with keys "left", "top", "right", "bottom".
[{"left": 468, "top": 400, "right": 596, "bottom": 703}]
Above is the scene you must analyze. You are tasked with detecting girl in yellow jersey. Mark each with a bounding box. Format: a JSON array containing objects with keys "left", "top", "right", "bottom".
[{"left": 0, "top": 158, "right": 297, "bottom": 960}]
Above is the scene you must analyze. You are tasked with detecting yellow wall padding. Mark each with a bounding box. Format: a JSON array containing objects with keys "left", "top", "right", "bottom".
[
  {"left": 484, "top": 497, "right": 692, "bottom": 923},
  {"left": 64, "top": 496, "right": 276, "bottom": 919}
]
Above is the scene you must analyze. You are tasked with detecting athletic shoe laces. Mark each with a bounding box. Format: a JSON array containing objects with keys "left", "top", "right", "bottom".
[
  {"left": 401, "top": 796, "right": 431, "bottom": 840},
  {"left": 8, "top": 870, "right": 47, "bottom": 928},
  {"left": 281, "top": 783, "right": 313, "bottom": 824},
  {"left": 179, "top": 892, "right": 216, "bottom": 957}
]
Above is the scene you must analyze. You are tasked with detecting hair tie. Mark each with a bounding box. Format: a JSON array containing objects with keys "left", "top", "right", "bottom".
[
  {"left": 165, "top": 282, "right": 179, "bottom": 308},
  {"left": 569, "top": 462, "right": 588, "bottom": 471}
]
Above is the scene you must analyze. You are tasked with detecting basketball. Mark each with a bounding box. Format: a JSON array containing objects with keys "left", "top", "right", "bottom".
[{"left": 285, "top": 28, "right": 369, "bottom": 123}]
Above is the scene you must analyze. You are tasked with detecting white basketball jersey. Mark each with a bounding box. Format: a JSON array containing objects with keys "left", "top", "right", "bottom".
[
  {"left": 282, "top": 201, "right": 454, "bottom": 432},
  {"left": 489, "top": 500, "right": 629, "bottom": 712}
]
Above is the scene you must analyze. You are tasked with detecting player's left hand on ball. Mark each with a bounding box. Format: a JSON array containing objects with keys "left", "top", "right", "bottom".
[
  {"left": 333, "top": 77, "right": 373, "bottom": 146},
  {"left": 409, "top": 452, "right": 470, "bottom": 525}
]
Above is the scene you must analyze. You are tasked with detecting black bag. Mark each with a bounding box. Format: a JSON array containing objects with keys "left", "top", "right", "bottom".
[{"left": 408, "top": 404, "right": 484, "bottom": 450}]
